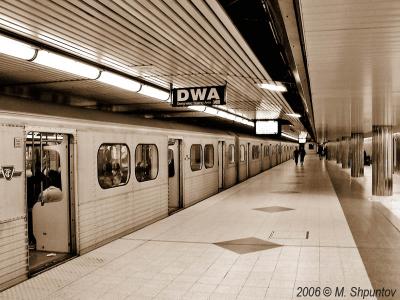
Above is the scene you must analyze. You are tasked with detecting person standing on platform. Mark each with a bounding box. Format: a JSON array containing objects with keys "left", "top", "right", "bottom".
[
  {"left": 300, "top": 148, "right": 306, "bottom": 165},
  {"left": 293, "top": 147, "right": 299, "bottom": 165}
]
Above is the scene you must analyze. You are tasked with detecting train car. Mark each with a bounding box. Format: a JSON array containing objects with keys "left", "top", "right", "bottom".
[{"left": 0, "top": 96, "right": 296, "bottom": 291}]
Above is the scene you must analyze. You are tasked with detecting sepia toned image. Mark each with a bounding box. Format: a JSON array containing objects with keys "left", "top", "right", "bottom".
[{"left": 0, "top": 1, "right": 399, "bottom": 299}]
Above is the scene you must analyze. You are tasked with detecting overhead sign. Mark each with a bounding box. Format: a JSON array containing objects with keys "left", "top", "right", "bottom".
[
  {"left": 171, "top": 85, "right": 226, "bottom": 107},
  {"left": 255, "top": 120, "right": 279, "bottom": 135}
]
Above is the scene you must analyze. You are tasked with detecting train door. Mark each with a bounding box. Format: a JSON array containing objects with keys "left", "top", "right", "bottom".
[
  {"left": 247, "top": 143, "right": 250, "bottom": 177},
  {"left": 218, "top": 141, "right": 225, "bottom": 190},
  {"left": 26, "top": 131, "right": 75, "bottom": 274},
  {"left": 168, "top": 139, "right": 183, "bottom": 214},
  {"left": 260, "top": 143, "right": 264, "bottom": 170},
  {"left": 0, "top": 125, "right": 27, "bottom": 290}
]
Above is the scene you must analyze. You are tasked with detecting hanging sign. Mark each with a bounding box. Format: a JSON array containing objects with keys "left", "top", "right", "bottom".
[{"left": 171, "top": 85, "right": 226, "bottom": 107}]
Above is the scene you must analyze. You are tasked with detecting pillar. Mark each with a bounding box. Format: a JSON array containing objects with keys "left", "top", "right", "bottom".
[
  {"left": 341, "top": 136, "right": 350, "bottom": 168},
  {"left": 336, "top": 139, "right": 341, "bottom": 164},
  {"left": 332, "top": 143, "right": 337, "bottom": 160},
  {"left": 372, "top": 126, "right": 393, "bottom": 196},
  {"left": 351, "top": 133, "right": 364, "bottom": 177}
]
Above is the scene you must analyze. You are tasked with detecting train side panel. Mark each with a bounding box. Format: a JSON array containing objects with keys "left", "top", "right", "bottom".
[
  {"left": 77, "top": 130, "right": 168, "bottom": 253},
  {"left": 183, "top": 136, "right": 219, "bottom": 207}
]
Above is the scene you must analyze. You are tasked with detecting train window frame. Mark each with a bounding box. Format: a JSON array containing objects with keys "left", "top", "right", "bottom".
[
  {"left": 135, "top": 144, "right": 159, "bottom": 182},
  {"left": 228, "top": 144, "right": 235, "bottom": 164},
  {"left": 190, "top": 144, "right": 203, "bottom": 171},
  {"left": 252, "top": 145, "right": 260, "bottom": 160},
  {"left": 240, "top": 144, "right": 246, "bottom": 162},
  {"left": 97, "top": 143, "right": 131, "bottom": 189},
  {"left": 204, "top": 144, "right": 214, "bottom": 169}
]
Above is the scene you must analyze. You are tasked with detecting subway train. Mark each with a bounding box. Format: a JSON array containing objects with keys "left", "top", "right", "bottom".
[{"left": 0, "top": 96, "right": 296, "bottom": 291}]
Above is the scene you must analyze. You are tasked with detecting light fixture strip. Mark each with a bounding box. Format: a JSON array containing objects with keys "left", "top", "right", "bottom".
[
  {"left": 0, "top": 35, "right": 37, "bottom": 60},
  {"left": 258, "top": 82, "right": 287, "bottom": 92},
  {"left": 281, "top": 132, "right": 298, "bottom": 141},
  {"left": 188, "top": 106, "right": 254, "bottom": 127},
  {"left": 33, "top": 50, "right": 100, "bottom": 79}
]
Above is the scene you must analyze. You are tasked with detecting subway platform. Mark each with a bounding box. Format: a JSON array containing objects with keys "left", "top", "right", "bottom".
[{"left": 2, "top": 155, "right": 400, "bottom": 300}]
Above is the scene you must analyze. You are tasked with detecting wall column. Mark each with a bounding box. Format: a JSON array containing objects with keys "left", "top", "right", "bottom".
[
  {"left": 336, "top": 138, "right": 341, "bottom": 164},
  {"left": 372, "top": 125, "right": 393, "bottom": 196},
  {"left": 351, "top": 133, "right": 364, "bottom": 177},
  {"left": 341, "top": 136, "right": 350, "bottom": 168}
]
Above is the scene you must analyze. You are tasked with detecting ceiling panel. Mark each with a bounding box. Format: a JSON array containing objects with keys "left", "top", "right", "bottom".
[
  {"left": 0, "top": 0, "right": 303, "bottom": 130},
  {"left": 300, "top": 0, "right": 400, "bottom": 141}
]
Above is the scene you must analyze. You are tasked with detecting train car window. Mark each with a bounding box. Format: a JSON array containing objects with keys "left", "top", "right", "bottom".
[
  {"left": 228, "top": 144, "right": 235, "bottom": 164},
  {"left": 204, "top": 144, "right": 214, "bottom": 168},
  {"left": 240, "top": 145, "right": 246, "bottom": 162},
  {"left": 168, "top": 149, "right": 175, "bottom": 177},
  {"left": 135, "top": 144, "right": 159, "bottom": 182},
  {"left": 190, "top": 144, "right": 202, "bottom": 171},
  {"left": 98, "top": 144, "right": 130, "bottom": 189},
  {"left": 252, "top": 145, "right": 260, "bottom": 160}
]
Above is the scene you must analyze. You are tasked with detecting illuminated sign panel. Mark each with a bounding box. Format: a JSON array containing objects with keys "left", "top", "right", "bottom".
[
  {"left": 171, "top": 86, "right": 226, "bottom": 106},
  {"left": 255, "top": 120, "right": 279, "bottom": 135},
  {"left": 299, "top": 138, "right": 306, "bottom": 143}
]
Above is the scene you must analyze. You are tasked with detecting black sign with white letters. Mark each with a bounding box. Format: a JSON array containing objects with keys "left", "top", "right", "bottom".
[{"left": 171, "top": 85, "right": 226, "bottom": 107}]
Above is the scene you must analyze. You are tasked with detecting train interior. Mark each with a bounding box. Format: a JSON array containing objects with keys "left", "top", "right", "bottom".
[
  {"left": 167, "top": 139, "right": 183, "bottom": 214},
  {"left": 26, "top": 131, "right": 74, "bottom": 273}
]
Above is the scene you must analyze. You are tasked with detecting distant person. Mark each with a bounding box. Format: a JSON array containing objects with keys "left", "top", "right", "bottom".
[
  {"left": 318, "top": 144, "right": 324, "bottom": 160},
  {"left": 293, "top": 147, "right": 299, "bottom": 165},
  {"left": 324, "top": 147, "right": 328, "bottom": 159},
  {"left": 300, "top": 148, "right": 306, "bottom": 165}
]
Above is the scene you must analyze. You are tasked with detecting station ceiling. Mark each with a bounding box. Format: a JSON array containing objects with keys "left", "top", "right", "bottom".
[
  {"left": 0, "top": 0, "right": 312, "bottom": 138},
  {"left": 300, "top": 0, "right": 400, "bottom": 142}
]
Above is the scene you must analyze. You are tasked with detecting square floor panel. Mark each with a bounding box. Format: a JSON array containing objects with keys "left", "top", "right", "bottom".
[
  {"left": 214, "top": 237, "right": 282, "bottom": 254},
  {"left": 253, "top": 206, "right": 295, "bottom": 213}
]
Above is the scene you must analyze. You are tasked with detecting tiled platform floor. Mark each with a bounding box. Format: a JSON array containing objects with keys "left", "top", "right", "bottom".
[{"left": 1, "top": 155, "right": 386, "bottom": 299}]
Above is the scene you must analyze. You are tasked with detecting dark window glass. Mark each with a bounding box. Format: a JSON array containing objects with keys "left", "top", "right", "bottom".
[
  {"left": 228, "top": 144, "right": 235, "bottom": 163},
  {"left": 135, "top": 144, "right": 158, "bottom": 182},
  {"left": 98, "top": 144, "right": 130, "bottom": 189},
  {"left": 168, "top": 149, "right": 175, "bottom": 178},
  {"left": 252, "top": 145, "right": 260, "bottom": 160},
  {"left": 204, "top": 144, "right": 214, "bottom": 168},
  {"left": 240, "top": 145, "right": 246, "bottom": 162},
  {"left": 190, "top": 144, "right": 202, "bottom": 171}
]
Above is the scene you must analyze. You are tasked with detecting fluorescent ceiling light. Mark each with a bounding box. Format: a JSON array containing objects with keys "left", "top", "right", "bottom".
[
  {"left": 258, "top": 82, "right": 287, "bottom": 92},
  {"left": 0, "top": 35, "right": 36, "bottom": 60},
  {"left": 299, "top": 131, "right": 308, "bottom": 139},
  {"left": 188, "top": 105, "right": 254, "bottom": 127},
  {"left": 98, "top": 71, "right": 141, "bottom": 92},
  {"left": 281, "top": 132, "right": 298, "bottom": 141},
  {"left": 33, "top": 50, "right": 100, "bottom": 79},
  {"left": 286, "top": 113, "right": 302, "bottom": 118},
  {"left": 139, "top": 85, "right": 170, "bottom": 101},
  {"left": 188, "top": 105, "right": 206, "bottom": 112}
]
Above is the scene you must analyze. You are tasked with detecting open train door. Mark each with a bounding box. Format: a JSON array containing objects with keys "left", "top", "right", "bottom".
[
  {"left": 27, "top": 131, "right": 75, "bottom": 274},
  {"left": 0, "top": 125, "right": 27, "bottom": 291},
  {"left": 168, "top": 139, "right": 183, "bottom": 214}
]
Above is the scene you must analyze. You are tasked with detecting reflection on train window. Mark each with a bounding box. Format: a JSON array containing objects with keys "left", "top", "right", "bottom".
[
  {"left": 190, "top": 144, "right": 202, "bottom": 171},
  {"left": 204, "top": 144, "right": 214, "bottom": 168},
  {"left": 266, "top": 145, "right": 270, "bottom": 156},
  {"left": 168, "top": 149, "right": 175, "bottom": 178},
  {"left": 98, "top": 144, "right": 130, "bottom": 189},
  {"left": 252, "top": 145, "right": 260, "bottom": 160},
  {"left": 135, "top": 144, "right": 159, "bottom": 182},
  {"left": 228, "top": 144, "right": 235, "bottom": 164},
  {"left": 240, "top": 145, "right": 246, "bottom": 162}
]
